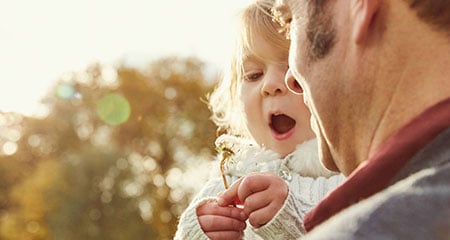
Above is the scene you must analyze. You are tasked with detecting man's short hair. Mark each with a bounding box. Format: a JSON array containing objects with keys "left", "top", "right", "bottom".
[
  {"left": 306, "top": 0, "right": 450, "bottom": 35},
  {"left": 407, "top": 0, "right": 450, "bottom": 35}
]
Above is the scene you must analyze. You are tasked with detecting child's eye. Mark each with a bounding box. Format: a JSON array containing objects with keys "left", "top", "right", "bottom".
[{"left": 244, "top": 72, "right": 263, "bottom": 82}]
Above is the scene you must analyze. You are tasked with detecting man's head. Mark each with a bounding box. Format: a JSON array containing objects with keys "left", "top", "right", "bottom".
[{"left": 272, "top": 0, "right": 450, "bottom": 175}]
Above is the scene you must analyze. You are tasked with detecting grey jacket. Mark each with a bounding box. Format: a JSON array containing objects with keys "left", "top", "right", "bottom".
[{"left": 304, "top": 127, "right": 450, "bottom": 240}]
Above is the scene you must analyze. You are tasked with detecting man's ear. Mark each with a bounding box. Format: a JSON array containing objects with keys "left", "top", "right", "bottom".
[{"left": 351, "top": 0, "right": 382, "bottom": 44}]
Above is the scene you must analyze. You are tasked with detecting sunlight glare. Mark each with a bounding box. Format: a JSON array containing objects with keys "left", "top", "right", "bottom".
[{"left": 0, "top": 0, "right": 253, "bottom": 116}]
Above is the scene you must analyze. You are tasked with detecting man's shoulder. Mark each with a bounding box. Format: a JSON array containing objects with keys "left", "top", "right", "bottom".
[{"left": 304, "top": 162, "right": 450, "bottom": 240}]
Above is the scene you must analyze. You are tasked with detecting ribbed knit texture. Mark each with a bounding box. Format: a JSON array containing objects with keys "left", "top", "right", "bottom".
[{"left": 174, "top": 136, "right": 345, "bottom": 240}]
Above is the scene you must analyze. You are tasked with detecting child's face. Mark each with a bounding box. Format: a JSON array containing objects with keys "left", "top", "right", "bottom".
[{"left": 240, "top": 36, "right": 315, "bottom": 157}]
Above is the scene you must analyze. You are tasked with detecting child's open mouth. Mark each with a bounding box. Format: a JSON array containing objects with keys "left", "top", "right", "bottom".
[{"left": 270, "top": 113, "right": 296, "bottom": 136}]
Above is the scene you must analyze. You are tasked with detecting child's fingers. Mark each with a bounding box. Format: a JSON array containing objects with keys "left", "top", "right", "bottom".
[
  {"left": 241, "top": 190, "right": 271, "bottom": 216},
  {"left": 197, "top": 202, "right": 247, "bottom": 221},
  {"left": 218, "top": 173, "right": 272, "bottom": 206},
  {"left": 204, "top": 230, "right": 245, "bottom": 240},
  {"left": 247, "top": 202, "right": 280, "bottom": 228},
  {"left": 217, "top": 178, "right": 243, "bottom": 206},
  {"left": 237, "top": 174, "right": 272, "bottom": 198},
  {"left": 198, "top": 214, "right": 246, "bottom": 232}
]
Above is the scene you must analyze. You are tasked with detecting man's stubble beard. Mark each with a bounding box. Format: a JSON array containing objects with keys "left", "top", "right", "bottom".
[{"left": 304, "top": 1, "right": 340, "bottom": 172}]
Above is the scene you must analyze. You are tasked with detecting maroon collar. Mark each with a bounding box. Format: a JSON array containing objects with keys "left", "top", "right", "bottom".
[{"left": 304, "top": 97, "right": 450, "bottom": 232}]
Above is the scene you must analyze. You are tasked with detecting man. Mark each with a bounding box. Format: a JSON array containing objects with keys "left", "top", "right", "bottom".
[{"left": 272, "top": 0, "right": 450, "bottom": 239}]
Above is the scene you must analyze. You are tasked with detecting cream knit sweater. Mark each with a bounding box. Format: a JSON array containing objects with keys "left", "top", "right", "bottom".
[{"left": 174, "top": 136, "right": 345, "bottom": 239}]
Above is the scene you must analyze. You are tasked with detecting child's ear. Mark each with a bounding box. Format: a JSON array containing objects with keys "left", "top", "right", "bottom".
[{"left": 351, "top": 0, "right": 382, "bottom": 44}]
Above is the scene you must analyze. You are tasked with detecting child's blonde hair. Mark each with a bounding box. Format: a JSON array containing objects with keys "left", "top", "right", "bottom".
[{"left": 208, "top": 0, "right": 290, "bottom": 137}]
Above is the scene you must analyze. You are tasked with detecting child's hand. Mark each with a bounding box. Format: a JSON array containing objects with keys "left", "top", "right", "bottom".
[
  {"left": 217, "top": 172, "right": 288, "bottom": 228},
  {"left": 196, "top": 201, "right": 248, "bottom": 240}
]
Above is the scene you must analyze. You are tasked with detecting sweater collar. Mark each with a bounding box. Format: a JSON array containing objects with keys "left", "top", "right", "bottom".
[{"left": 215, "top": 135, "right": 333, "bottom": 178}]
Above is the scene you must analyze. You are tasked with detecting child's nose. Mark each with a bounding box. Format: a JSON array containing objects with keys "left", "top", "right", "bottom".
[{"left": 261, "top": 70, "right": 288, "bottom": 96}]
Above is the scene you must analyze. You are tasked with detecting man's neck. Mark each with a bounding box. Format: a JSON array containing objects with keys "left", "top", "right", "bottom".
[{"left": 366, "top": 19, "right": 450, "bottom": 160}]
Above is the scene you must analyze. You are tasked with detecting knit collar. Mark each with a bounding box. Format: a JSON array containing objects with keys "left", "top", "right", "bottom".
[{"left": 215, "top": 135, "right": 336, "bottom": 179}]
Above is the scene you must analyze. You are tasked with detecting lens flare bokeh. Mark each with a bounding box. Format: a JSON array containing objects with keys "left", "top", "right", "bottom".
[
  {"left": 96, "top": 93, "right": 131, "bottom": 125},
  {"left": 56, "top": 83, "right": 76, "bottom": 99}
]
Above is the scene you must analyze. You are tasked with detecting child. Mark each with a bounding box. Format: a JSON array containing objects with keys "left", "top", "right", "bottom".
[{"left": 174, "top": 0, "right": 344, "bottom": 239}]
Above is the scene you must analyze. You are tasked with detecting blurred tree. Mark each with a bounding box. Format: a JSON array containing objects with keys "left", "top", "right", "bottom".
[{"left": 0, "top": 56, "right": 218, "bottom": 239}]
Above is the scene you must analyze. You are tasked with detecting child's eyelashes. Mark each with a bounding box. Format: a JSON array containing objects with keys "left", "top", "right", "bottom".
[{"left": 244, "top": 71, "right": 263, "bottom": 82}]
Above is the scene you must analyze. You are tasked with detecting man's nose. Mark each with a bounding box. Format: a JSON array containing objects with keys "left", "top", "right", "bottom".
[{"left": 285, "top": 69, "right": 304, "bottom": 95}]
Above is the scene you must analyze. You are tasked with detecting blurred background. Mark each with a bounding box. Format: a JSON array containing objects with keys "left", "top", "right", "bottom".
[{"left": 0, "top": 0, "right": 251, "bottom": 239}]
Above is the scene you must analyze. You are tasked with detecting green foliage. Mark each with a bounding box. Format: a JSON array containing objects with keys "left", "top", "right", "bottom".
[{"left": 0, "top": 57, "right": 218, "bottom": 239}]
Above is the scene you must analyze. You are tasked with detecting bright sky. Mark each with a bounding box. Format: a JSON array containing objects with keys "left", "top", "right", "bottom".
[{"left": 0, "top": 0, "right": 252, "bottom": 117}]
